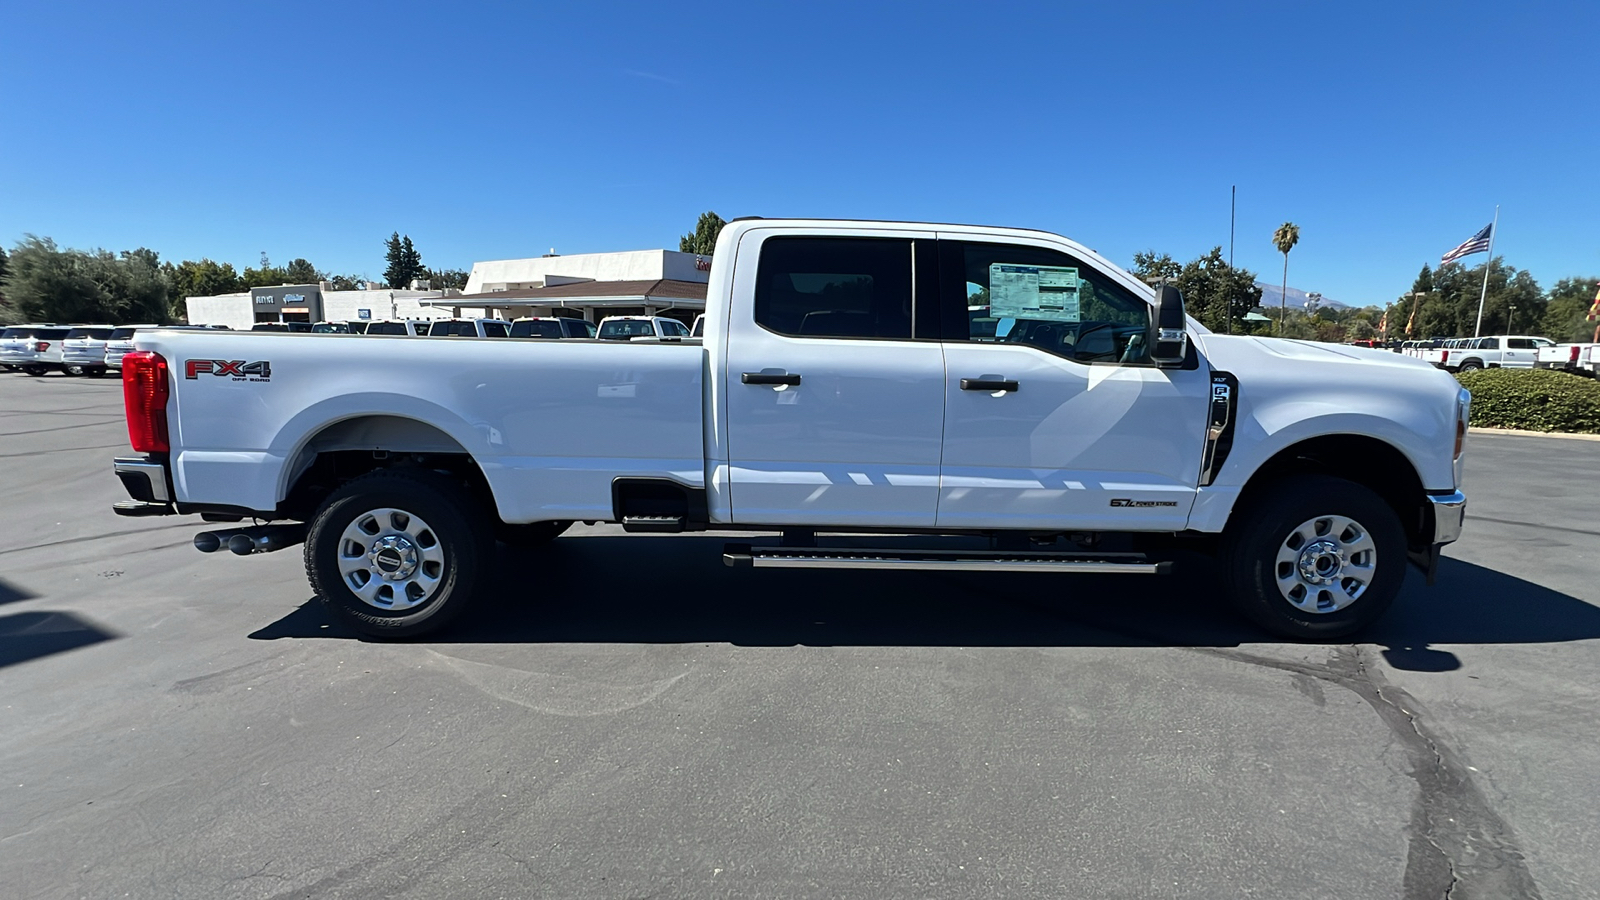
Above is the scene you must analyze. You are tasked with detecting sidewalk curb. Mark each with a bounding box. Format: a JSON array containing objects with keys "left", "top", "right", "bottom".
[{"left": 1468, "top": 427, "right": 1600, "bottom": 442}]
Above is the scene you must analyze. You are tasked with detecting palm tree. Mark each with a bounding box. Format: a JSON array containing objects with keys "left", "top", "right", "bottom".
[{"left": 1272, "top": 222, "right": 1300, "bottom": 335}]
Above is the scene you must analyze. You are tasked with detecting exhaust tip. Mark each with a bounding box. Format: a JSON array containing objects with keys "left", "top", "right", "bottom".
[
  {"left": 193, "top": 531, "right": 225, "bottom": 553},
  {"left": 227, "top": 533, "right": 257, "bottom": 556}
]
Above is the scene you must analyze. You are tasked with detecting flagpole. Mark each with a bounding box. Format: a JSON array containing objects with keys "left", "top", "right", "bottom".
[{"left": 1472, "top": 205, "right": 1499, "bottom": 337}]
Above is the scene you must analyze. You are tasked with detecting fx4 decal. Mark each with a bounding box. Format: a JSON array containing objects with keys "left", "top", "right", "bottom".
[{"left": 186, "top": 359, "right": 272, "bottom": 382}]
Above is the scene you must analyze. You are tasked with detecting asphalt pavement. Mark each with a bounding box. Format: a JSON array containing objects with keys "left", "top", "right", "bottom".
[{"left": 1, "top": 371, "right": 1596, "bottom": 899}]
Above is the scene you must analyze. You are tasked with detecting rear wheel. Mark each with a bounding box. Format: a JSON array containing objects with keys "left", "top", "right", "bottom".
[
  {"left": 23, "top": 365, "right": 47, "bottom": 377},
  {"left": 305, "top": 469, "right": 492, "bottom": 639},
  {"left": 1457, "top": 359, "right": 1483, "bottom": 372},
  {"left": 1222, "top": 475, "right": 1406, "bottom": 639},
  {"left": 84, "top": 366, "right": 107, "bottom": 378}
]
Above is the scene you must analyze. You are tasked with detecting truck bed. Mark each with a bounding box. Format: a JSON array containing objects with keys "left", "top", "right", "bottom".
[{"left": 138, "top": 330, "right": 705, "bottom": 522}]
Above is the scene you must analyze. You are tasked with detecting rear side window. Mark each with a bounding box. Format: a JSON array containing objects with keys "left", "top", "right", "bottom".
[
  {"left": 109, "top": 327, "right": 138, "bottom": 339},
  {"left": 512, "top": 320, "right": 564, "bottom": 338},
  {"left": 1506, "top": 338, "right": 1535, "bottom": 349},
  {"left": 661, "top": 319, "right": 689, "bottom": 337},
  {"left": 753, "top": 237, "right": 912, "bottom": 339},
  {"left": 482, "top": 321, "right": 508, "bottom": 338},
  {"left": 599, "top": 320, "right": 657, "bottom": 339}
]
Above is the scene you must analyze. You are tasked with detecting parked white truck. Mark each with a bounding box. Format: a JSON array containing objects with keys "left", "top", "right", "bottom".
[{"left": 111, "top": 219, "right": 1469, "bottom": 640}]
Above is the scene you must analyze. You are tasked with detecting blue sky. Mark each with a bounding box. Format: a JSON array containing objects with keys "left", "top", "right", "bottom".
[{"left": 2, "top": 1, "right": 1594, "bottom": 306}]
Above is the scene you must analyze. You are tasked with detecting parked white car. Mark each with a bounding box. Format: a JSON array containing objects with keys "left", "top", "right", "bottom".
[
  {"left": 1, "top": 325, "right": 53, "bottom": 371},
  {"left": 596, "top": 315, "right": 692, "bottom": 341},
  {"left": 426, "top": 318, "right": 512, "bottom": 338},
  {"left": 1534, "top": 341, "right": 1599, "bottom": 376},
  {"left": 111, "top": 217, "right": 1469, "bottom": 643},
  {"left": 11, "top": 325, "right": 74, "bottom": 375},
  {"left": 509, "top": 317, "right": 597, "bottom": 339},
  {"left": 104, "top": 325, "right": 161, "bottom": 371},
  {"left": 1437, "top": 335, "right": 1554, "bottom": 371},
  {"left": 61, "top": 326, "right": 118, "bottom": 376}
]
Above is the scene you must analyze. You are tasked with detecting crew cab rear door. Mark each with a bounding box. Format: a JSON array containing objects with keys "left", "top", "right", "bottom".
[
  {"left": 723, "top": 229, "right": 945, "bottom": 527},
  {"left": 933, "top": 235, "right": 1209, "bottom": 531}
]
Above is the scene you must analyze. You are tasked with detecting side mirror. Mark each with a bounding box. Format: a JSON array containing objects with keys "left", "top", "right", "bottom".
[{"left": 1150, "top": 284, "right": 1188, "bottom": 368}]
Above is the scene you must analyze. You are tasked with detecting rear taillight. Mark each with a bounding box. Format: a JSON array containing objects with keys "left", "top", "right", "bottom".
[
  {"left": 1441, "top": 350, "right": 1450, "bottom": 365},
  {"left": 122, "top": 351, "right": 170, "bottom": 453},
  {"left": 34, "top": 341, "right": 49, "bottom": 352},
  {"left": 1572, "top": 346, "right": 1582, "bottom": 363}
]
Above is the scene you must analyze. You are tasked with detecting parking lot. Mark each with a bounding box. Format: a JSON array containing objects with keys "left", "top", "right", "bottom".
[{"left": 2, "top": 370, "right": 1597, "bottom": 899}]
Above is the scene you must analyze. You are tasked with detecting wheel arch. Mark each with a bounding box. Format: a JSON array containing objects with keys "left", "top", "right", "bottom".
[
  {"left": 1231, "top": 433, "right": 1433, "bottom": 552},
  {"left": 277, "top": 413, "right": 502, "bottom": 522}
]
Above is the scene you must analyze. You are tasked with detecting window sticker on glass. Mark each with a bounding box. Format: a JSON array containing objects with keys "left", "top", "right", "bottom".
[{"left": 988, "top": 264, "right": 1081, "bottom": 322}]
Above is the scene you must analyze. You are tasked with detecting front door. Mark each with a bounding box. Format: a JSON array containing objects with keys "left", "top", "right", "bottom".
[
  {"left": 935, "top": 236, "right": 1210, "bottom": 532},
  {"left": 723, "top": 231, "right": 945, "bottom": 527}
]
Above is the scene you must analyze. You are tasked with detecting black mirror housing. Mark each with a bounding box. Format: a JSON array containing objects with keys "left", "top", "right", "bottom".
[{"left": 1151, "top": 284, "right": 1188, "bottom": 367}]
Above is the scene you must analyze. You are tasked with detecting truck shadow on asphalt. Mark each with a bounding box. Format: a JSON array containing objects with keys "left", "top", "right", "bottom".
[{"left": 248, "top": 536, "right": 1600, "bottom": 673}]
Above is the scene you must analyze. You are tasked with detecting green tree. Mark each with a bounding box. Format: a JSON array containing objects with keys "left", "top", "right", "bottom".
[
  {"left": 1429, "top": 258, "right": 1543, "bottom": 337},
  {"left": 0, "top": 246, "right": 14, "bottom": 324},
  {"left": 1272, "top": 222, "right": 1300, "bottom": 335},
  {"left": 679, "top": 211, "right": 726, "bottom": 256},
  {"left": 4, "top": 236, "right": 169, "bottom": 324},
  {"left": 1130, "top": 251, "right": 1181, "bottom": 284},
  {"left": 1539, "top": 277, "right": 1600, "bottom": 342},
  {"left": 322, "top": 273, "right": 366, "bottom": 291},
  {"left": 169, "top": 259, "right": 245, "bottom": 299},
  {"left": 1172, "top": 247, "right": 1262, "bottom": 334},
  {"left": 284, "top": 258, "right": 318, "bottom": 284},
  {"left": 383, "top": 233, "right": 425, "bottom": 289},
  {"left": 425, "top": 267, "right": 468, "bottom": 290}
]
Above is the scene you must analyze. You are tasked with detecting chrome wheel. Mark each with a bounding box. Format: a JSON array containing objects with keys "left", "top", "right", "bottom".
[
  {"left": 1273, "top": 514, "right": 1377, "bottom": 614},
  {"left": 336, "top": 507, "right": 446, "bottom": 611}
]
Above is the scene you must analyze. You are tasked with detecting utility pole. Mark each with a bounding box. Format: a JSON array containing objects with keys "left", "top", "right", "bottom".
[{"left": 1227, "top": 185, "right": 1236, "bottom": 334}]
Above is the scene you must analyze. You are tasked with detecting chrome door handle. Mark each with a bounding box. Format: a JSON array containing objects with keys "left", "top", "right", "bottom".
[
  {"left": 742, "top": 372, "right": 802, "bottom": 386},
  {"left": 960, "top": 378, "right": 1018, "bottom": 392}
]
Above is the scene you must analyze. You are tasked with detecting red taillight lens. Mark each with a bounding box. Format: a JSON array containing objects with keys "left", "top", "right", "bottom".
[
  {"left": 1572, "top": 346, "right": 1582, "bottom": 362},
  {"left": 122, "top": 351, "right": 170, "bottom": 453},
  {"left": 1441, "top": 350, "right": 1449, "bottom": 364},
  {"left": 35, "top": 341, "right": 49, "bottom": 352}
]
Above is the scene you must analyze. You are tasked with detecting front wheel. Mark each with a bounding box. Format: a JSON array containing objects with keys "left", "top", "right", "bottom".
[
  {"left": 1222, "top": 475, "right": 1406, "bottom": 640},
  {"left": 305, "top": 469, "right": 492, "bottom": 639},
  {"left": 84, "top": 366, "right": 107, "bottom": 378},
  {"left": 23, "top": 366, "right": 47, "bottom": 377}
]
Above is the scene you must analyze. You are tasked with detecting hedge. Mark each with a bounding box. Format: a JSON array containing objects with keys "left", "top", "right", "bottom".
[{"left": 1455, "top": 368, "right": 1600, "bottom": 434}]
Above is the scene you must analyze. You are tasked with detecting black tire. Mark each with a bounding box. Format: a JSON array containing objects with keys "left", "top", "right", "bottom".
[
  {"left": 304, "top": 468, "right": 492, "bottom": 639},
  {"left": 1222, "top": 474, "right": 1406, "bottom": 640},
  {"left": 23, "top": 366, "right": 47, "bottom": 377},
  {"left": 496, "top": 520, "right": 571, "bottom": 548},
  {"left": 1457, "top": 359, "right": 1483, "bottom": 372},
  {"left": 84, "top": 366, "right": 107, "bottom": 378}
]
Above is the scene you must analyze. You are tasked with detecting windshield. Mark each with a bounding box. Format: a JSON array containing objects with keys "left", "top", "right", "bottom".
[
  {"left": 67, "top": 328, "right": 115, "bottom": 340},
  {"left": 2, "top": 328, "right": 34, "bottom": 339},
  {"left": 366, "top": 322, "right": 408, "bottom": 335},
  {"left": 109, "top": 327, "right": 139, "bottom": 339},
  {"left": 35, "top": 328, "right": 71, "bottom": 340}
]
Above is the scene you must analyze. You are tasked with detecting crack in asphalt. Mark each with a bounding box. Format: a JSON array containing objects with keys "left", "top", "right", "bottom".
[{"left": 1197, "top": 646, "right": 1540, "bottom": 900}]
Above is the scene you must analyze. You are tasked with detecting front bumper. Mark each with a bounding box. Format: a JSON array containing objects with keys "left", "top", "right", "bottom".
[
  {"left": 1408, "top": 490, "right": 1466, "bottom": 584},
  {"left": 1427, "top": 490, "right": 1466, "bottom": 544}
]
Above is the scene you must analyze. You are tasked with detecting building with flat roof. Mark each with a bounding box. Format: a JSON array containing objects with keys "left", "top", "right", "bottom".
[{"left": 183, "top": 248, "right": 712, "bottom": 329}]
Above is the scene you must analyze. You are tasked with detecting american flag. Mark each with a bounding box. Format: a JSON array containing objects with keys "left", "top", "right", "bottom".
[{"left": 1441, "top": 224, "right": 1493, "bottom": 265}]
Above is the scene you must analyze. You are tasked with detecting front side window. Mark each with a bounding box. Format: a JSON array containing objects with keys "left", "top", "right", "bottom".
[
  {"left": 943, "top": 241, "right": 1151, "bottom": 365},
  {"left": 753, "top": 237, "right": 912, "bottom": 340}
]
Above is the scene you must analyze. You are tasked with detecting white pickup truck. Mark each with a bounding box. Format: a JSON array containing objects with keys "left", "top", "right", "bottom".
[
  {"left": 1534, "top": 341, "right": 1599, "bottom": 376},
  {"left": 1435, "top": 335, "right": 1554, "bottom": 371},
  {"left": 110, "top": 219, "right": 1469, "bottom": 641}
]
